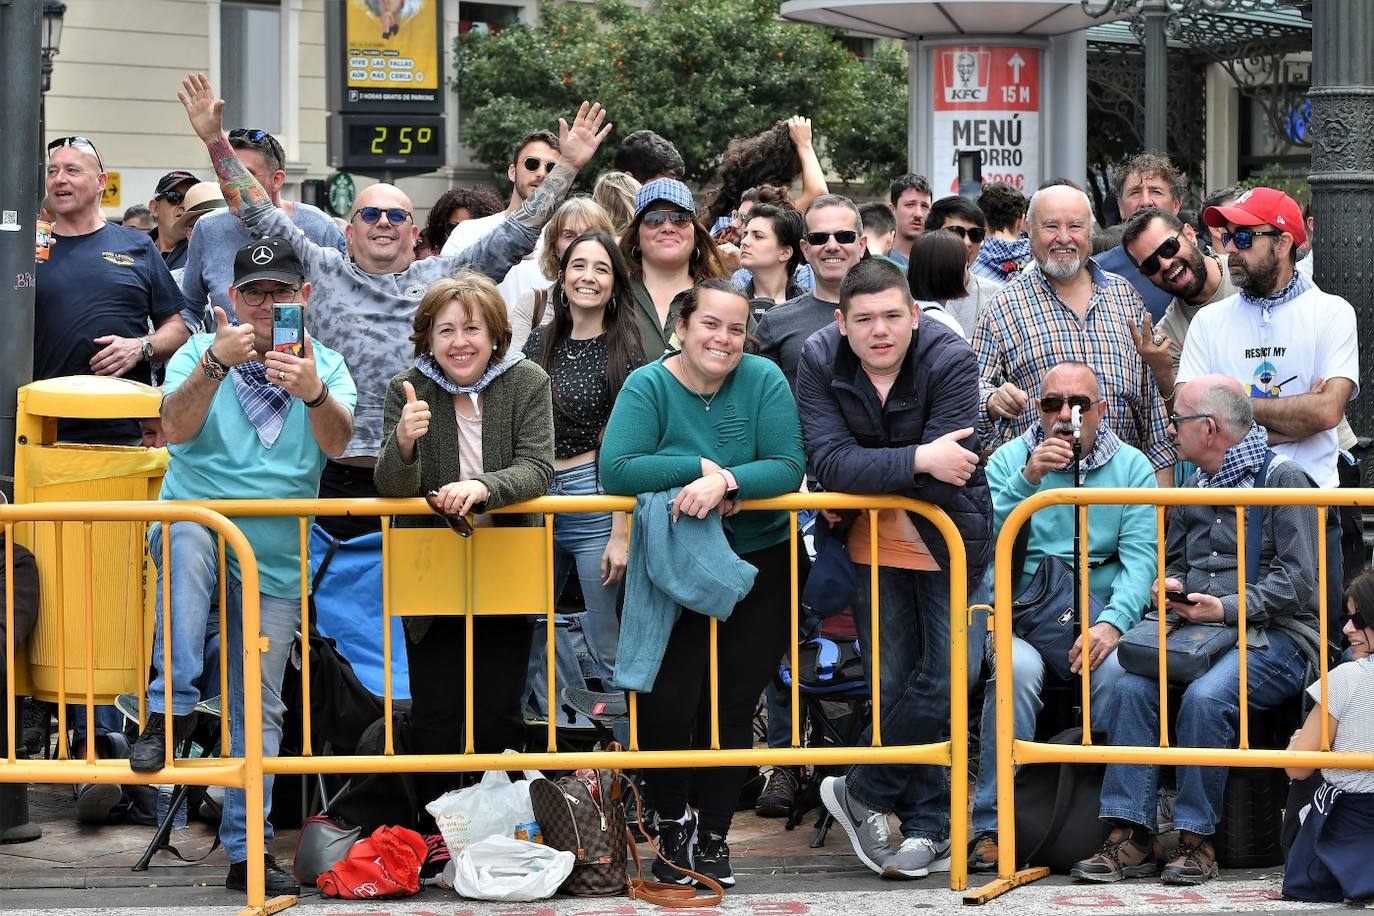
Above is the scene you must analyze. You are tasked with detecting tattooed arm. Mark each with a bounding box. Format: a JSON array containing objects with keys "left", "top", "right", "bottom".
[{"left": 179, "top": 72, "right": 272, "bottom": 214}]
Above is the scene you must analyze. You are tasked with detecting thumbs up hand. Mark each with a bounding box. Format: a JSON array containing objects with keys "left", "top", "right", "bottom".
[
  {"left": 914, "top": 426, "right": 980, "bottom": 486},
  {"left": 396, "top": 379, "right": 431, "bottom": 456},
  {"left": 210, "top": 305, "right": 257, "bottom": 367}
]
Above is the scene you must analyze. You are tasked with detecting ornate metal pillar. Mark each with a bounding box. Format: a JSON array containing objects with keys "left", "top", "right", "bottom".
[
  {"left": 1307, "top": 0, "right": 1374, "bottom": 455},
  {"left": 1141, "top": 0, "right": 1170, "bottom": 152}
]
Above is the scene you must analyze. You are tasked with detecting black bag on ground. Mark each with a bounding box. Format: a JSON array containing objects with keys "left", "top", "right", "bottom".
[
  {"left": 327, "top": 711, "right": 421, "bottom": 834},
  {"left": 1012, "top": 727, "right": 1110, "bottom": 873}
]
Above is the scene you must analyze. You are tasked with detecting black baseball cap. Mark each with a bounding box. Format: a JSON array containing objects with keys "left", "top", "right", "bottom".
[
  {"left": 232, "top": 237, "right": 305, "bottom": 288},
  {"left": 155, "top": 170, "right": 198, "bottom": 197}
]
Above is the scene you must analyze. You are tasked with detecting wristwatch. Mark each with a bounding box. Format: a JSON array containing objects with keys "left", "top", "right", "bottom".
[
  {"left": 201, "top": 346, "right": 228, "bottom": 381},
  {"left": 719, "top": 468, "right": 740, "bottom": 501},
  {"left": 140, "top": 337, "right": 154, "bottom": 361}
]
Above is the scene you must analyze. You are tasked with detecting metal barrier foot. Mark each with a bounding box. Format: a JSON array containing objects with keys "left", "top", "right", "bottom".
[
  {"left": 961, "top": 867, "right": 1050, "bottom": 905},
  {"left": 237, "top": 893, "right": 298, "bottom": 916}
]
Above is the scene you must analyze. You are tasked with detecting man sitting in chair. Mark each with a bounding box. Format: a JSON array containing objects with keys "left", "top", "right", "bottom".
[{"left": 969, "top": 360, "right": 1158, "bottom": 871}]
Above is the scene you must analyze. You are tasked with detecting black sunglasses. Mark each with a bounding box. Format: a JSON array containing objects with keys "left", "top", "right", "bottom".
[
  {"left": 352, "top": 206, "right": 412, "bottom": 225},
  {"left": 642, "top": 209, "right": 695, "bottom": 228},
  {"left": 1039, "top": 395, "right": 1094, "bottom": 413},
  {"left": 425, "top": 491, "right": 473, "bottom": 538},
  {"left": 229, "top": 127, "right": 285, "bottom": 164},
  {"left": 47, "top": 136, "right": 104, "bottom": 171},
  {"left": 158, "top": 189, "right": 186, "bottom": 205},
  {"left": 1220, "top": 228, "right": 1283, "bottom": 250},
  {"left": 941, "top": 225, "right": 986, "bottom": 244},
  {"left": 522, "top": 155, "right": 558, "bottom": 174},
  {"left": 1137, "top": 234, "right": 1182, "bottom": 276},
  {"left": 1169, "top": 412, "right": 1213, "bottom": 427},
  {"left": 1347, "top": 608, "right": 1372, "bottom": 631},
  {"left": 805, "top": 230, "right": 859, "bottom": 246}
]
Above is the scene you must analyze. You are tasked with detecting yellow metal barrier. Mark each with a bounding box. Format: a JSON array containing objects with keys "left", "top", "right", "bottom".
[
  {"left": 969, "top": 486, "right": 1374, "bottom": 905},
  {"left": 1, "top": 501, "right": 280, "bottom": 916}
]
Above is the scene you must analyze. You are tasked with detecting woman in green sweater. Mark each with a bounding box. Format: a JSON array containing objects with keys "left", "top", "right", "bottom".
[
  {"left": 600, "top": 277, "right": 805, "bottom": 888},
  {"left": 374, "top": 270, "right": 554, "bottom": 814}
]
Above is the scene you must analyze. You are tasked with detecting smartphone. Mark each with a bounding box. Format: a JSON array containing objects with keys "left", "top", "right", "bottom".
[
  {"left": 272, "top": 304, "right": 304, "bottom": 356},
  {"left": 1165, "top": 589, "right": 1197, "bottom": 606}
]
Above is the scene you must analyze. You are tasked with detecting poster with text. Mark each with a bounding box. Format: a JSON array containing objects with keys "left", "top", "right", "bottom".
[
  {"left": 932, "top": 46, "right": 1040, "bottom": 196},
  {"left": 345, "top": 0, "right": 441, "bottom": 107}
]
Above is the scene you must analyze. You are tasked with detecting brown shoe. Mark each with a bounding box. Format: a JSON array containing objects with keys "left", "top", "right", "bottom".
[
  {"left": 1161, "top": 833, "right": 1218, "bottom": 885},
  {"left": 968, "top": 834, "right": 998, "bottom": 872},
  {"left": 1070, "top": 828, "right": 1162, "bottom": 883}
]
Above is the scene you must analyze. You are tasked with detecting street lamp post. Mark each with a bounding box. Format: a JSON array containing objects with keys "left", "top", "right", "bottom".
[{"left": 39, "top": 0, "right": 66, "bottom": 153}]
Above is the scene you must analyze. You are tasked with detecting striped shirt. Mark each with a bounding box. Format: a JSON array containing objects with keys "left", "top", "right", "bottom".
[
  {"left": 1309, "top": 657, "right": 1374, "bottom": 793},
  {"left": 971, "top": 259, "right": 1177, "bottom": 471}
]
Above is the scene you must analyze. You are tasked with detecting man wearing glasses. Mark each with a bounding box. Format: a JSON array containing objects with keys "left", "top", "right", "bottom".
[
  {"left": 130, "top": 237, "right": 355, "bottom": 897},
  {"left": 36, "top": 136, "right": 190, "bottom": 443},
  {"left": 1179, "top": 187, "right": 1358, "bottom": 489},
  {"left": 147, "top": 170, "right": 198, "bottom": 269},
  {"left": 968, "top": 360, "right": 1158, "bottom": 872},
  {"left": 179, "top": 126, "right": 346, "bottom": 334}
]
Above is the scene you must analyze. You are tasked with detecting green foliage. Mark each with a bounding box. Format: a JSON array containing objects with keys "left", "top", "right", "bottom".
[
  {"left": 454, "top": 0, "right": 908, "bottom": 190},
  {"left": 1239, "top": 163, "right": 1310, "bottom": 208}
]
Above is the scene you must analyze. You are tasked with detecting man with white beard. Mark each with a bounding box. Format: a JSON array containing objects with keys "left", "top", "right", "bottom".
[{"left": 971, "top": 185, "right": 1176, "bottom": 485}]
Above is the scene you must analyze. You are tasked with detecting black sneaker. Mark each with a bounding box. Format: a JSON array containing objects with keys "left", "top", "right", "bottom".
[
  {"left": 755, "top": 765, "right": 800, "bottom": 817},
  {"left": 651, "top": 810, "right": 697, "bottom": 885},
  {"left": 226, "top": 854, "right": 299, "bottom": 896},
  {"left": 694, "top": 830, "right": 735, "bottom": 887},
  {"left": 129, "top": 711, "right": 198, "bottom": 773}
]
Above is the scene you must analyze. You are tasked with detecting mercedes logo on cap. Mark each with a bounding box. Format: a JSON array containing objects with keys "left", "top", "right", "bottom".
[{"left": 251, "top": 245, "right": 275, "bottom": 265}]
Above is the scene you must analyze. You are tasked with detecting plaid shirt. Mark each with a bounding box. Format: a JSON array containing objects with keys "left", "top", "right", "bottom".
[{"left": 972, "top": 259, "right": 1177, "bottom": 471}]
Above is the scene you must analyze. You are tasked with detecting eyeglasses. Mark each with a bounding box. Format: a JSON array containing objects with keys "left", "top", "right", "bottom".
[
  {"left": 730, "top": 209, "right": 750, "bottom": 224},
  {"left": 352, "top": 206, "right": 412, "bottom": 225},
  {"left": 425, "top": 490, "right": 473, "bottom": 538},
  {"left": 1169, "top": 412, "right": 1213, "bottom": 427},
  {"left": 46, "top": 136, "right": 104, "bottom": 171},
  {"left": 228, "top": 128, "right": 285, "bottom": 165},
  {"left": 158, "top": 189, "right": 186, "bottom": 205},
  {"left": 805, "top": 230, "right": 859, "bottom": 246},
  {"left": 1136, "top": 234, "right": 1182, "bottom": 276},
  {"left": 1220, "top": 228, "right": 1283, "bottom": 250},
  {"left": 1039, "top": 395, "right": 1094, "bottom": 413},
  {"left": 522, "top": 156, "right": 558, "bottom": 174},
  {"left": 941, "top": 225, "right": 986, "bottom": 244},
  {"left": 642, "top": 209, "right": 695, "bottom": 228},
  {"left": 237, "top": 285, "right": 301, "bottom": 306}
]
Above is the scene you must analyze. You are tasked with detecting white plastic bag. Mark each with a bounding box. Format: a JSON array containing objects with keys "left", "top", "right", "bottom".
[
  {"left": 426, "top": 760, "right": 540, "bottom": 858},
  {"left": 452, "top": 836, "right": 574, "bottom": 901}
]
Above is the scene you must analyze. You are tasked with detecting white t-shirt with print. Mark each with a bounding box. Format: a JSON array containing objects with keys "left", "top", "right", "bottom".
[{"left": 1177, "top": 285, "right": 1358, "bottom": 487}]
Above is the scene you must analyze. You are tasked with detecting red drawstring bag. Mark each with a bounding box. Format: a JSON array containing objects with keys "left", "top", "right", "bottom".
[{"left": 317, "top": 825, "right": 428, "bottom": 899}]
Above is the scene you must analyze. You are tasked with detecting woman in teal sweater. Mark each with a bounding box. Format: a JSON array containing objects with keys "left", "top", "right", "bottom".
[{"left": 600, "top": 277, "right": 805, "bottom": 888}]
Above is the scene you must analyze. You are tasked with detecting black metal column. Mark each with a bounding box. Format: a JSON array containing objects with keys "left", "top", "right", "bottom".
[
  {"left": 1307, "top": 0, "right": 1374, "bottom": 468},
  {"left": 1141, "top": 0, "right": 1170, "bottom": 153}
]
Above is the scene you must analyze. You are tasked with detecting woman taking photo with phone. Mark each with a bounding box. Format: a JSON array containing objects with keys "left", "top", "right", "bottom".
[
  {"left": 600, "top": 278, "right": 805, "bottom": 889},
  {"left": 374, "top": 270, "right": 554, "bottom": 814}
]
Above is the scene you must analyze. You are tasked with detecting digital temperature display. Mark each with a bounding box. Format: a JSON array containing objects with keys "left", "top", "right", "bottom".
[{"left": 329, "top": 114, "right": 445, "bottom": 174}]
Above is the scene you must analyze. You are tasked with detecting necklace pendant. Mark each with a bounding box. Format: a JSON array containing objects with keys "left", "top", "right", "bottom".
[{"left": 705, "top": 405, "right": 710, "bottom": 411}]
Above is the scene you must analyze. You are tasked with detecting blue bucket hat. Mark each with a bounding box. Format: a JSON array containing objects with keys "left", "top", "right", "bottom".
[{"left": 634, "top": 178, "right": 696, "bottom": 219}]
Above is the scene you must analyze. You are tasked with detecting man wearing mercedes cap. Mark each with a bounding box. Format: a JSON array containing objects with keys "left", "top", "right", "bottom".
[{"left": 129, "top": 236, "right": 355, "bottom": 897}]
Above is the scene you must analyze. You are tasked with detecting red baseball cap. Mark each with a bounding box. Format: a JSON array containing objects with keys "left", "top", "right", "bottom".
[{"left": 1202, "top": 186, "right": 1306, "bottom": 248}]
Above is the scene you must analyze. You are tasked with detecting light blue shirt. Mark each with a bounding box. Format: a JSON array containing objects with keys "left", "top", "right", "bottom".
[{"left": 159, "top": 334, "right": 357, "bottom": 598}]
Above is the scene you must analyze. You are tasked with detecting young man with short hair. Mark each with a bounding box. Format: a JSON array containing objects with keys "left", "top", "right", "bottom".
[{"left": 887, "top": 173, "right": 932, "bottom": 267}]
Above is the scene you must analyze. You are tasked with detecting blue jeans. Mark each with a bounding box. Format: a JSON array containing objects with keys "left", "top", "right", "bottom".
[
  {"left": 1098, "top": 628, "right": 1307, "bottom": 835},
  {"left": 971, "top": 633, "right": 1125, "bottom": 836},
  {"left": 146, "top": 522, "right": 297, "bottom": 862},
  {"left": 848, "top": 564, "right": 959, "bottom": 841}
]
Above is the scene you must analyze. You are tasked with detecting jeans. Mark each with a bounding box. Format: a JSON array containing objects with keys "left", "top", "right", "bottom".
[
  {"left": 971, "top": 633, "right": 1125, "bottom": 836},
  {"left": 145, "top": 522, "right": 298, "bottom": 862},
  {"left": 1097, "top": 628, "right": 1307, "bottom": 835}
]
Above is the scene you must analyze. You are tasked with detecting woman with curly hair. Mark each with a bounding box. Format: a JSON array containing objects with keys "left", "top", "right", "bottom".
[
  {"left": 708, "top": 116, "right": 828, "bottom": 227},
  {"left": 421, "top": 186, "right": 503, "bottom": 254}
]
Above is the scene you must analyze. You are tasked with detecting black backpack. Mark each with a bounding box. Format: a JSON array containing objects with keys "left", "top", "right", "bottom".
[
  {"left": 326, "top": 710, "right": 421, "bottom": 835},
  {"left": 1012, "top": 727, "right": 1110, "bottom": 873}
]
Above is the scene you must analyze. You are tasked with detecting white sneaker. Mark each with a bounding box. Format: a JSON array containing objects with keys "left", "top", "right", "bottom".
[
  {"left": 820, "top": 775, "right": 892, "bottom": 875},
  {"left": 882, "top": 836, "right": 952, "bottom": 879}
]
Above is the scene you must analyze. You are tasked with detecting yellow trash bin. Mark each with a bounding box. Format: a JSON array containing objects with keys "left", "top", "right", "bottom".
[{"left": 11, "top": 376, "right": 166, "bottom": 704}]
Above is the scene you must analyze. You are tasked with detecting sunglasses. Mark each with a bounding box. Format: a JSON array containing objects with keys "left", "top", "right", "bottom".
[
  {"left": 1347, "top": 608, "right": 1372, "bottom": 631},
  {"left": 1039, "top": 395, "right": 1094, "bottom": 413},
  {"left": 228, "top": 127, "right": 285, "bottom": 164},
  {"left": 1169, "top": 412, "right": 1213, "bottom": 427},
  {"left": 352, "top": 206, "right": 412, "bottom": 225},
  {"left": 158, "top": 189, "right": 186, "bottom": 205},
  {"left": 1136, "top": 234, "right": 1182, "bottom": 275},
  {"left": 941, "top": 225, "right": 986, "bottom": 244},
  {"left": 642, "top": 209, "right": 695, "bottom": 228},
  {"left": 805, "top": 230, "right": 859, "bottom": 246},
  {"left": 425, "top": 490, "right": 473, "bottom": 538},
  {"left": 1220, "top": 228, "right": 1283, "bottom": 250},
  {"left": 522, "top": 156, "right": 558, "bottom": 174},
  {"left": 46, "top": 136, "right": 104, "bottom": 171}
]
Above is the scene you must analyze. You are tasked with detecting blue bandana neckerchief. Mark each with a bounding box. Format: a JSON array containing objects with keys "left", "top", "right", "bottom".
[
  {"left": 1197, "top": 422, "right": 1270, "bottom": 490},
  {"left": 1022, "top": 423, "right": 1123, "bottom": 483},
  {"left": 231, "top": 359, "right": 294, "bottom": 449},
  {"left": 1239, "top": 271, "right": 1312, "bottom": 324},
  {"left": 413, "top": 351, "right": 524, "bottom": 415}
]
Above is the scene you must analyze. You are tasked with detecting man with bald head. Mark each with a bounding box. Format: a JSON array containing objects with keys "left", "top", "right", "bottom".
[
  {"left": 180, "top": 73, "right": 612, "bottom": 528},
  {"left": 972, "top": 184, "right": 1176, "bottom": 485}
]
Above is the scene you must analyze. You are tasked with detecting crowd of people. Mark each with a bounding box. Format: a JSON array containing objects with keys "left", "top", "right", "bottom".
[{"left": 13, "top": 67, "right": 1370, "bottom": 903}]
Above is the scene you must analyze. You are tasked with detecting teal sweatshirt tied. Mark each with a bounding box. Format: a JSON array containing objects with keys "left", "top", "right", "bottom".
[{"left": 611, "top": 489, "right": 758, "bottom": 692}]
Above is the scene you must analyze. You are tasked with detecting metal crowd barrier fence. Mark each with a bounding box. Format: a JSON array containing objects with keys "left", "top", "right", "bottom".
[{"left": 970, "top": 486, "right": 1374, "bottom": 905}]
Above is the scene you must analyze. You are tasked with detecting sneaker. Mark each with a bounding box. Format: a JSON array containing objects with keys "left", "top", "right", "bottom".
[
  {"left": 1070, "top": 827, "right": 1162, "bottom": 883},
  {"left": 883, "top": 836, "right": 952, "bottom": 879},
  {"left": 651, "top": 810, "right": 697, "bottom": 885},
  {"left": 1161, "top": 833, "right": 1218, "bottom": 885},
  {"left": 129, "top": 711, "right": 198, "bottom": 773},
  {"left": 74, "top": 782, "right": 122, "bottom": 823},
  {"left": 968, "top": 833, "right": 999, "bottom": 873},
  {"left": 225, "top": 853, "right": 300, "bottom": 896},
  {"left": 693, "top": 830, "right": 735, "bottom": 887},
  {"left": 820, "top": 775, "right": 891, "bottom": 875},
  {"left": 755, "top": 766, "right": 800, "bottom": 818}
]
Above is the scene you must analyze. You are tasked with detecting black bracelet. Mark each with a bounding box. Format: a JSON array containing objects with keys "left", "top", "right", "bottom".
[{"left": 305, "top": 384, "right": 329, "bottom": 409}]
